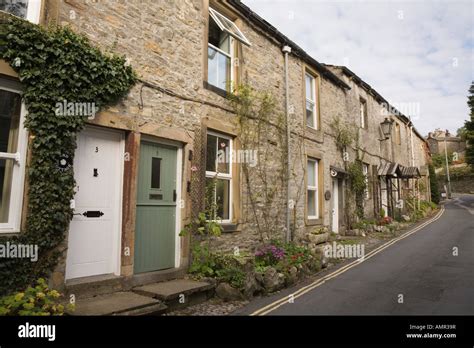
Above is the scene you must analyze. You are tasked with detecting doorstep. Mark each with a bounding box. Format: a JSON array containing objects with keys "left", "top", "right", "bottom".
[
  {"left": 71, "top": 291, "right": 167, "bottom": 316},
  {"left": 64, "top": 266, "right": 188, "bottom": 300},
  {"left": 133, "top": 279, "right": 215, "bottom": 311}
]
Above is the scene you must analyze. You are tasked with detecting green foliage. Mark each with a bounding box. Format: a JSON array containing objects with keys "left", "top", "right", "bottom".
[
  {"left": 431, "top": 153, "right": 452, "bottom": 168},
  {"left": 438, "top": 165, "right": 474, "bottom": 180},
  {"left": 347, "top": 161, "right": 367, "bottom": 219},
  {"left": 228, "top": 84, "right": 286, "bottom": 242},
  {"left": 188, "top": 245, "right": 246, "bottom": 289},
  {"left": 0, "top": 278, "right": 74, "bottom": 316},
  {"left": 329, "top": 116, "right": 356, "bottom": 152},
  {"left": 180, "top": 211, "right": 222, "bottom": 238},
  {"left": 0, "top": 14, "right": 136, "bottom": 295},
  {"left": 466, "top": 82, "right": 474, "bottom": 169},
  {"left": 428, "top": 164, "right": 440, "bottom": 204}
]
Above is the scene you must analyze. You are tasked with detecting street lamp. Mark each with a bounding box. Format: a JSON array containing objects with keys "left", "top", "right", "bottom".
[{"left": 380, "top": 118, "right": 393, "bottom": 140}]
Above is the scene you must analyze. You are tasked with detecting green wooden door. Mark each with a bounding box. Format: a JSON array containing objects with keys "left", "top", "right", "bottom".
[{"left": 134, "top": 141, "right": 177, "bottom": 273}]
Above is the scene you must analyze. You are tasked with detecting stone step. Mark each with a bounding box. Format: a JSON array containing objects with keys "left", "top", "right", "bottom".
[
  {"left": 133, "top": 279, "right": 215, "bottom": 311},
  {"left": 71, "top": 291, "right": 167, "bottom": 316},
  {"left": 65, "top": 274, "right": 127, "bottom": 300}
]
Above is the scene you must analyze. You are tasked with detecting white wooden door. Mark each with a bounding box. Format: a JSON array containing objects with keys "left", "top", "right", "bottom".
[
  {"left": 66, "top": 127, "right": 123, "bottom": 280},
  {"left": 332, "top": 178, "right": 339, "bottom": 233}
]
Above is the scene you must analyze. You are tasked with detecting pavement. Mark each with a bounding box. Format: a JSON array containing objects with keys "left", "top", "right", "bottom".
[{"left": 236, "top": 195, "right": 474, "bottom": 315}]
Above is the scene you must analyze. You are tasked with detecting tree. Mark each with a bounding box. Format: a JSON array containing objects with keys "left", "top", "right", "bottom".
[
  {"left": 429, "top": 164, "right": 440, "bottom": 204},
  {"left": 465, "top": 82, "right": 474, "bottom": 169},
  {"left": 457, "top": 126, "right": 467, "bottom": 140}
]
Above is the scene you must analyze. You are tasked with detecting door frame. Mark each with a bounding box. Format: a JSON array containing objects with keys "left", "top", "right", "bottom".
[
  {"left": 332, "top": 178, "right": 339, "bottom": 233},
  {"left": 140, "top": 135, "right": 183, "bottom": 269},
  {"left": 68, "top": 125, "right": 125, "bottom": 279}
]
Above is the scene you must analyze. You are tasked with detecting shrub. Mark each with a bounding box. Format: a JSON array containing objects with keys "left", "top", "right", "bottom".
[{"left": 0, "top": 278, "right": 74, "bottom": 316}]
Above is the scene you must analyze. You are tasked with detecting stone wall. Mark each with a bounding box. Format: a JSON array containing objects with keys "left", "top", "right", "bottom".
[{"left": 34, "top": 0, "right": 432, "bottom": 266}]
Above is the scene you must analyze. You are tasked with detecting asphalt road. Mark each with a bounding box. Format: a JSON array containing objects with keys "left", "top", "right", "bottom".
[{"left": 238, "top": 195, "right": 474, "bottom": 315}]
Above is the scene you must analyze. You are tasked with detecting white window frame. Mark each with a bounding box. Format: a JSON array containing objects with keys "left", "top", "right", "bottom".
[
  {"left": 207, "top": 38, "right": 235, "bottom": 91},
  {"left": 362, "top": 163, "right": 369, "bottom": 200},
  {"left": 307, "top": 158, "right": 319, "bottom": 219},
  {"left": 209, "top": 7, "right": 251, "bottom": 47},
  {"left": 205, "top": 130, "right": 233, "bottom": 223},
  {"left": 0, "top": 0, "right": 41, "bottom": 24},
  {"left": 305, "top": 72, "right": 318, "bottom": 130},
  {"left": 0, "top": 82, "right": 28, "bottom": 233}
]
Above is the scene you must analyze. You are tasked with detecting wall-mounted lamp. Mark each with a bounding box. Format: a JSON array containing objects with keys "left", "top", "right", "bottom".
[{"left": 379, "top": 117, "right": 394, "bottom": 141}]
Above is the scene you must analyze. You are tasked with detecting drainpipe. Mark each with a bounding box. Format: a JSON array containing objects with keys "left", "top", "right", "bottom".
[
  {"left": 444, "top": 132, "right": 452, "bottom": 199},
  {"left": 283, "top": 44, "right": 292, "bottom": 242},
  {"left": 409, "top": 121, "right": 417, "bottom": 208}
]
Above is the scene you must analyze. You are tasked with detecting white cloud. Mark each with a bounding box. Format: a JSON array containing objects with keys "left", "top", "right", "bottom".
[{"left": 243, "top": 0, "right": 473, "bottom": 135}]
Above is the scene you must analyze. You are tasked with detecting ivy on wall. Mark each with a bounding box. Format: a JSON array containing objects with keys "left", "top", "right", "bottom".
[{"left": 0, "top": 14, "right": 136, "bottom": 295}]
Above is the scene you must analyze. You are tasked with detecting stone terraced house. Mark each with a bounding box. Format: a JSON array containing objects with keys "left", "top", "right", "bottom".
[{"left": 0, "top": 0, "right": 430, "bottom": 291}]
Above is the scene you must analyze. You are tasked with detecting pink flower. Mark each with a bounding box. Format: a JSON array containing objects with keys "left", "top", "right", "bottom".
[{"left": 191, "top": 166, "right": 198, "bottom": 172}]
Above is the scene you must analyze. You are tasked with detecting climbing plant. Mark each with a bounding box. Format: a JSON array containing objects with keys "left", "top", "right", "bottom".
[
  {"left": 329, "top": 116, "right": 367, "bottom": 225},
  {"left": 229, "top": 84, "right": 287, "bottom": 243},
  {"left": 0, "top": 14, "right": 136, "bottom": 295}
]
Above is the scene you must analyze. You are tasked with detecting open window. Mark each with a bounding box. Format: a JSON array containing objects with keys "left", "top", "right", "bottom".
[
  {"left": 207, "top": 7, "right": 250, "bottom": 92},
  {"left": 0, "top": 77, "right": 27, "bottom": 233},
  {"left": 209, "top": 8, "right": 251, "bottom": 47}
]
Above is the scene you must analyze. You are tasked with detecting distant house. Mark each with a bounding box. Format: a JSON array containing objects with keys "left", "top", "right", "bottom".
[{"left": 426, "top": 129, "right": 466, "bottom": 161}]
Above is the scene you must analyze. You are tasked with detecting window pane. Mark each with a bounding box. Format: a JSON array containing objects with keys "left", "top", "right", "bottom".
[
  {"left": 208, "top": 15, "right": 230, "bottom": 54},
  {"left": 216, "top": 137, "right": 230, "bottom": 174},
  {"left": 150, "top": 157, "right": 161, "bottom": 189},
  {"left": 0, "top": 88, "right": 21, "bottom": 224},
  {"left": 0, "top": 0, "right": 28, "bottom": 18},
  {"left": 204, "top": 177, "right": 230, "bottom": 220},
  {"left": 306, "top": 101, "right": 314, "bottom": 128},
  {"left": 0, "top": 89, "right": 21, "bottom": 153},
  {"left": 216, "top": 179, "right": 230, "bottom": 220},
  {"left": 207, "top": 46, "right": 231, "bottom": 91},
  {"left": 307, "top": 160, "right": 316, "bottom": 186},
  {"left": 206, "top": 134, "right": 217, "bottom": 172},
  {"left": 305, "top": 74, "right": 313, "bottom": 100},
  {"left": 307, "top": 190, "right": 316, "bottom": 217},
  {"left": 0, "top": 159, "right": 13, "bottom": 223}
]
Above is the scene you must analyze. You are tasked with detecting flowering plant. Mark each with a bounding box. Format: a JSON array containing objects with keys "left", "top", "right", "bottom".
[
  {"left": 378, "top": 216, "right": 393, "bottom": 225},
  {"left": 255, "top": 244, "right": 285, "bottom": 266}
]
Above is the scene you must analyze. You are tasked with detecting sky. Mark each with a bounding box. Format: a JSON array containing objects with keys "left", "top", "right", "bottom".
[{"left": 243, "top": 0, "right": 473, "bottom": 136}]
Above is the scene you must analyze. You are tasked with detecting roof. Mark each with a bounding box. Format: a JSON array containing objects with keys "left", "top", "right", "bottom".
[
  {"left": 324, "top": 65, "right": 428, "bottom": 145},
  {"left": 378, "top": 162, "right": 399, "bottom": 177},
  {"left": 227, "top": 0, "right": 350, "bottom": 90},
  {"left": 398, "top": 165, "right": 421, "bottom": 179},
  {"left": 378, "top": 163, "right": 421, "bottom": 178}
]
